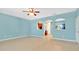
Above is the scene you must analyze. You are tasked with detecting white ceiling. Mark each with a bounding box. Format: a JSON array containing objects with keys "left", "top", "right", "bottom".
[{"left": 0, "top": 8, "right": 77, "bottom": 20}]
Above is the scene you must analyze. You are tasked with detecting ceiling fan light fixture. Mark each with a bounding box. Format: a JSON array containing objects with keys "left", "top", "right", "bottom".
[
  {"left": 28, "top": 13, "right": 36, "bottom": 16},
  {"left": 23, "top": 8, "right": 39, "bottom": 16}
]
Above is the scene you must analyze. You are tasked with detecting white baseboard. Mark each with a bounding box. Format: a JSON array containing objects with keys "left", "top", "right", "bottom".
[
  {"left": 54, "top": 37, "right": 77, "bottom": 43},
  {"left": 0, "top": 35, "right": 29, "bottom": 42},
  {"left": 0, "top": 35, "right": 78, "bottom": 44},
  {"left": 30, "top": 35, "right": 43, "bottom": 39},
  {"left": 30, "top": 35, "right": 77, "bottom": 42},
  {"left": 0, "top": 35, "right": 42, "bottom": 42}
]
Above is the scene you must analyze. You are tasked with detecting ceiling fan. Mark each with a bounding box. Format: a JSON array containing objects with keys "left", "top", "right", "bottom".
[{"left": 23, "top": 8, "right": 40, "bottom": 16}]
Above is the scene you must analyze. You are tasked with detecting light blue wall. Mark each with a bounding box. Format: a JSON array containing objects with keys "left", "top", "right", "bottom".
[
  {"left": 0, "top": 10, "right": 78, "bottom": 41},
  {"left": 31, "top": 11, "right": 77, "bottom": 40},
  {"left": 51, "top": 12, "right": 77, "bottom": 40},
  {"left": 76, "top": 8, "right": 79, "bottom": 16},
  {"left": 30, "top": 19, "right": 45, "bottom": 37},
  {"left": 0, "top": 13, "right": 31, "bottom": 40}
]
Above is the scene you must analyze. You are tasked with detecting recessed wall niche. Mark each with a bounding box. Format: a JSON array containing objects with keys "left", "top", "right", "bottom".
[{"left": 55, "top": 18, "right": 65, "bottom": 31}]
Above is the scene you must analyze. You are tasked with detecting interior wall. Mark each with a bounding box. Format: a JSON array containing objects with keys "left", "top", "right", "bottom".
[
  {"left": 0, "top": 13, "right": 31, "bottom": 40},
  {"left": 0, "top": 9, "right": 78, "bottom": 41},
  {"left": 51, "top": 12, "right": 77, "bottom": 40},
  {"left": 30, "top": 19, "right": 45, "bottom": 37},
  {"left": 31, "top": 11, "right": 77, "bottom": 40}
]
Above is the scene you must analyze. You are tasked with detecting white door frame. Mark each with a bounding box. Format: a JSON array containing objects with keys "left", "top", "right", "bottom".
[
  {"left": 45, "top": 20, "right": 52, "bottom": 35},
  {"left": 76, "top": 16, "right": 79, "bottom": 43}
]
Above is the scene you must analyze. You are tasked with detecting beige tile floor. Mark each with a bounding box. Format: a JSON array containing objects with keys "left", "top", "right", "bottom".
[{"left": 0, "top": 37, "right": 79, "bottom": 51}]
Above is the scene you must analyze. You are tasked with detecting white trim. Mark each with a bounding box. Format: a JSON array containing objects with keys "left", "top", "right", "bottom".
[
  {"left": 76, "top": 16, "right": 79, "bottom": 43},
  {"left": 0, "top": 35, "right": 78, "bottom": 44},
  {"left": 55, "top": 18, "right": 65, "bottom": 22},
  {"left": 0, "top": 35, "right": 42, "bottom": 42},
  {"left": 0, "top": 35, "right": 29, "bottom": 42},
  {"left": 54, "top": 37, "right": 77, "bottom": 43},
  {"left": 30, "top": 35, "right": 43, "bottom": 39},
  {"left": 30, "top": 35, "right": 77, "bottom": 43}
]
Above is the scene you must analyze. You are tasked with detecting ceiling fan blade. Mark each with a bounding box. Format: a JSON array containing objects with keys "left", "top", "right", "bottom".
[
  {"left": 23, "top": 10, "right": 29, "bottom": 12},
  {"left": 35, "top": 11, "right": 40, "bottom": 13}
]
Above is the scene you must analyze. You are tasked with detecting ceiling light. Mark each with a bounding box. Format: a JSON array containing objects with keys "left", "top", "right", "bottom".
[{"left": 23, "top": 8, "right": 40, "bottom": 16}]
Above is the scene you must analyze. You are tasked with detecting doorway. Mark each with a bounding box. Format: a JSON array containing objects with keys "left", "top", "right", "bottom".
[{"left": 44, "top": 20, "right": 52, "bottom": 39}]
